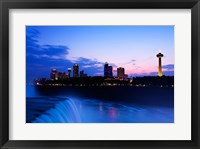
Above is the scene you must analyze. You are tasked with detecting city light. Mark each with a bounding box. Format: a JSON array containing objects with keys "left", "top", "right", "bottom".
[{"left": 35, "top": 53, "right": 173, "bottom": 87}]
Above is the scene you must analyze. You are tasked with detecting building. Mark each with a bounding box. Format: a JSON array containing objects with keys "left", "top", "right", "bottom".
[
  {"left": 117, "top": 67, "right": 125, "bottom": 79},
  {"left": 156, "top": 52, "right": 164, "bottom": 77},
  {"left": 73, "top": 64, "right": 79, "bottom": 78},
  {"left": 104, "top": 62, "right": 109, "bottom": 77},
  {"left": 104, "top": 62, "right": 113, "bottom": 77},
  {"left": 80, "top": 70, "right": 88, "bottom": 77},
  {"left": 67, "top": 68, "right": 71, "bottom": 78},
  {"left": 50, "top": 69, "right": 58, "bottom": 80},
  {"left": 107, "top": 66, "right": 113, "bottom": 77},
  {"left": 57, "top": 72, "right": 66, "bottom": 80}
]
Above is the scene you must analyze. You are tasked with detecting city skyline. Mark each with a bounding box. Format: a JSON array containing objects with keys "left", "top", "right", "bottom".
[
  {"left": 26, "top": 26, "right": 174, "bottom": 83},
  {"left": 49, "top": 62, "right": 128, "bottom": 81},
  {"left": 48, "top": 52, "right": 165, "bottom": 81}
]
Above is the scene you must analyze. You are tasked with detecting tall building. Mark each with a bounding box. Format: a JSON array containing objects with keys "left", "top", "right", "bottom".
[
  {"left": 68, "top": 68, "right": 71, "bottom": 78},
  {"left": 50, "top": 69, "right": 58, "bottom": 80},
  {"left": 117, "top": 67, "right": 125, "bottom": 79},
  {"left": 73, "top": 64, "right": 79, "bottom": 78},
  {"left": 104, "top": 62, "right": 109, "bottom": 77},
  {"left": 107, "top": 66, "right": 113, "bottom": 77},
  {"left": 156, "top": 52, "right": 164, "bottom": 77},
  {"left": 80, "top": 70, "right": 88, "bottom": 77},
  {"left": 104, "top": 62, "right": 113, "bottom": 77},
  {"left": 57, "top": 72, "right": 66, "bottom": 80}
]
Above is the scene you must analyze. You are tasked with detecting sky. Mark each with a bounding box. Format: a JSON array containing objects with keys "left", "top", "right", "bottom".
[{"left": 26, "top": 26, "right": 174, "bottom": 83}]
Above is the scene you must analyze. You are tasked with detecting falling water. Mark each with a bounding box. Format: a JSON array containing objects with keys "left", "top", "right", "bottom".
[{"left": 33, "top": 98, "right": 81, "bottom": 123}]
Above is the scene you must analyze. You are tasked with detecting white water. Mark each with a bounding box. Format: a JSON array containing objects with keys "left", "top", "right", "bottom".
[
  {"left": 29, "top": 97, "right": 174, "bottom": 123},
  {"left": 33, "top": 99, "right": 81, "bottom": 123}
]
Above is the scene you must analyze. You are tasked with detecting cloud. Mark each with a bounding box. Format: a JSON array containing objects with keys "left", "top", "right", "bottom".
[
  {"left": 75, "top": 57, "right": 103, "bottom": 65},
  {"left": 26, "top": 27, "right": 108, "bottom": 82},
  {"left": 26, "top": 27, "right": 72, "bottom": 82},
  {"left": 130, "top": 70, "right": 174, "bottom": 77},
  {"left": 71, "top": 57, "right": 115, "bottom": 68},
  {"left": 39, "top": 45, "right": 69, "bottom": 55},
  {"left": 71, "top": 57, "right": 107, "bottom": 70},
  {"left": 162, "top": 64, "right": 174, "bottom": 71},
  {"left": 82, "top": 65, "right": 92, "bottom": 68},
  {"left": 26, "top": 27, "right": 69, "bottom": 60},
  {"left": 31, "top": 45, "right": 69, "bottom": 60},
  {"left": 27, "top": 27, "right": 140, "bottom": 82},
  {"left": 131, "top": 59, "right": 136, "bottom": 62},
  {"left": 126, "top": 59, "right": 136, "bottom": 63},
  {"left": 162, "top": 71, "right": 174, "bottom": 76},
  {"left": 117, "top": 59, "right": 136, "bottom": 66}
]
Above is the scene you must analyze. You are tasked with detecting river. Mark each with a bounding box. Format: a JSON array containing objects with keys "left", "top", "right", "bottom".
[{"left": 26, "top": 85, "right": 174, "bottom": 123}]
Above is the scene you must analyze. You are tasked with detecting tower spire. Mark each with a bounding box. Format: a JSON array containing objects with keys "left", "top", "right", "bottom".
[{"left": 156, "top": 52, "right": 164, "bottom": 77}]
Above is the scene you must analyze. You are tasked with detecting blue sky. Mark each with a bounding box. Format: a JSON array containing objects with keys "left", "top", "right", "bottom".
[{"left": 26, "top": 26, "right": 174, "bottom": 83}]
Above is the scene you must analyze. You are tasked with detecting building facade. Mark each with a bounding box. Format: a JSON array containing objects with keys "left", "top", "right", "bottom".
[
  {"left": 117, "top": 67, "right": 125, "bottom": 79},
  {"left": 50, "top": 69, "right": 58, "bottom": 80},
  {"left": 73, "top": 64, "right": 79, "bottom": 78},
  {"left": 104, "top": 62, "right": 113, "bottom": 77},
  {"left": 104, "top": 62, "right": 109, "bottom": 77},
  {"left": 67, "top": 68, "right": 71, "bottom": 78}
]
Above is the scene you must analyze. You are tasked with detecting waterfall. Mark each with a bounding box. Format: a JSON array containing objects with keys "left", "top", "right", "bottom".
[{"left": 33, "top": 98, "right": 81, "bottom": 123}]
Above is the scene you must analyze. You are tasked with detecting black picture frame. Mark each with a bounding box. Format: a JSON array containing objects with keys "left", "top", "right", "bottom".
[{"left": 0, "top": 0, "right": 199, "bottom": 148}]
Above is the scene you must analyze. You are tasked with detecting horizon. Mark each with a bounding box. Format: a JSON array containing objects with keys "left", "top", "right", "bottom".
[{"left": 26, "top": 26, "right": 174, "bottom": 83}]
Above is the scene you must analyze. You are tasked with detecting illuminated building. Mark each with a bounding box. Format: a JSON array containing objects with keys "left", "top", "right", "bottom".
[
  {"left": 156, "top": 52, "right": 164, "bottom": 77},
  {"left": 117, "top": 67, "right": 125, "bottom": 79},
  {"left": 50, "top": 69, "right": 58, "bottom": 80},
  {"left": 104, "top": 62, "right": 113, "bottom": 77},
  {"left": 68, "top": 68, "right": 71, "bottom": 78},
  {"left": 57, "top": 72, "right": 66, "bottom": 80},
  {"left": 80, "top": 70, "right": 88, "bottom": 77},
  {"left": 73, "top": 64, "right": 79, "bottom": 77}
]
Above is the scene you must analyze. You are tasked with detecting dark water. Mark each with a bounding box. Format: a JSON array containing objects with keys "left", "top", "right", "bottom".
[{"left": 26, "top": 85, "right": 174, "bottom": 123}]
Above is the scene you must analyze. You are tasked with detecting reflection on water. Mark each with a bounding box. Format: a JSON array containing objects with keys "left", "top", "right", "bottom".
[
  {"left": 27, "top": 97, "right": 174, "bottom": 123},
  {"left": 26, "top": 85, "right": 174, "bottom": 123}
]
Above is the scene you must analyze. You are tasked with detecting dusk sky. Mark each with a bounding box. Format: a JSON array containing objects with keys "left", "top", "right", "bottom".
[{"left": 26, "top": 26, "right": 174, "bottom": 83}]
